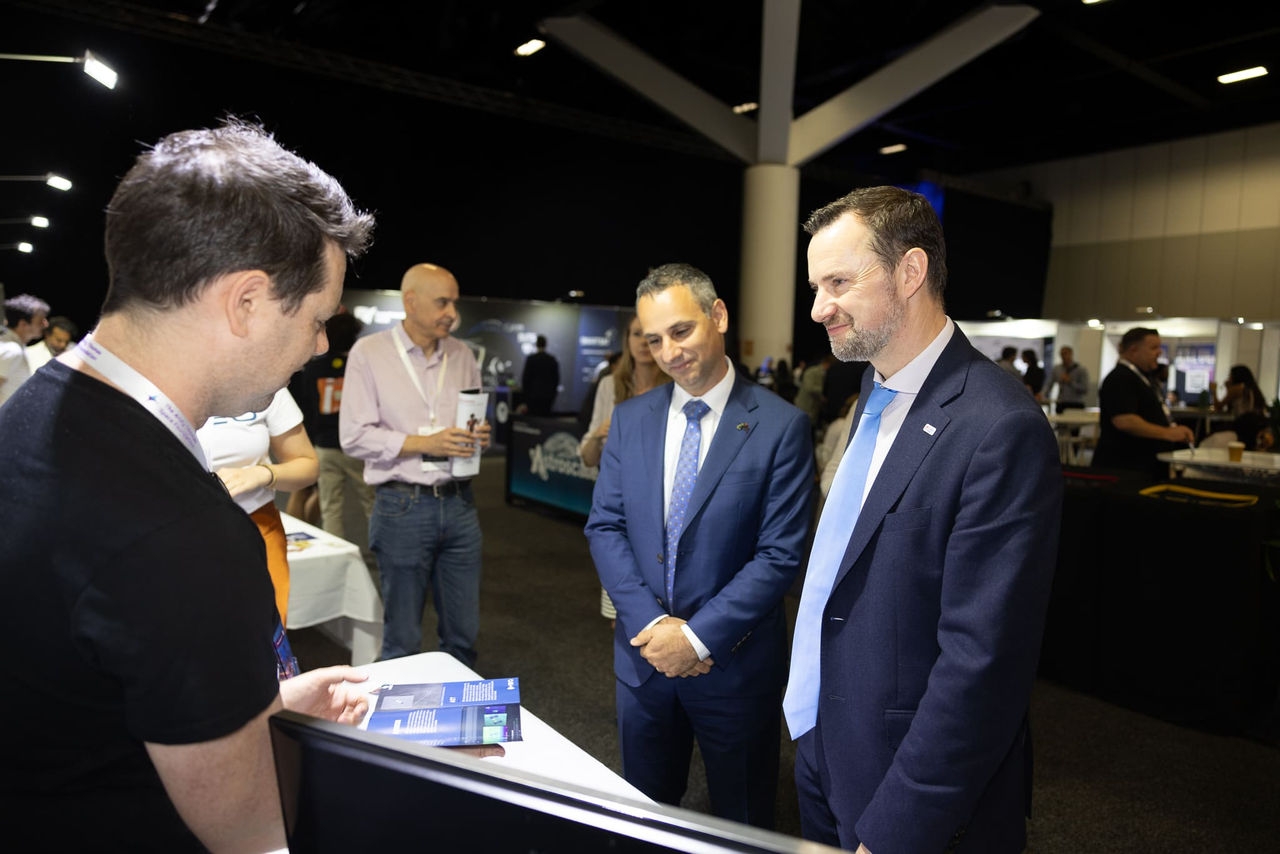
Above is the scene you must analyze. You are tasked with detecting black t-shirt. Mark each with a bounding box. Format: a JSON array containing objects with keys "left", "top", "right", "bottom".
[
  {"left": 1092, "top": 362, "right": 1181, "bottom": 478},
  {"left": 291, "top": 350, "right": 350, "bottom": 449},
  {"left": 0, "top": 362, "right": 281, "bottom": 851}
]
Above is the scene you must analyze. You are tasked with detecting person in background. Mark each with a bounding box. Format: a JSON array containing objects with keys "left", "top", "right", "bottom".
[
  {"left": 1021, "top": 347, "right": 1045, "bottom": 398},
  {"left": 0, "top": 293, "right": 49, "bottom": 407},
  {"left": 0, "top": 119, "right": 378, "bottom": 852},
  {"left": 1210, "top": 364, "right": 1267, "bottom": 418},
  {"left": 520, "top": 333, "right": 560, "bottom": 415},
  {"left": 340, "top": 262, "right": 491, "bottom": 666},
  {"left": 580, "top": 312, "right": 672, "bottom": 624},
  {"left": 755, "top": 355, "right": 776, "bottom": 389},
  {"left": 1091, "top": 327, "right": 1195, "bottom": 479},
  {"left": 794, "top": 352, "right": 830, "bottom": 431},
  {"left": 585, "top": 263, "right": 814, "bottom": 829},
  {"left": 290, "top": 311, "right": 375, "bottom": 550},
  {"left": 579, "top": 350, "right": 621, "bottom": 429},
  {"left": 1043, "top": 345, "right": 1089, "bottom": 412},
  {"left": 996, "top": 345, "right": 1020, "bottom": 378},
  {"left": 789, "top": 185, "right": 1062, "bottom": 853},
  {"left": 773, "top": 358, "right": 798, "bottom": 403},
  {"left": 198, "top": 388, "right": 319, "bottom": 627},
  {"left": 26, "top": 315, "right": 79, "bottom": 372}
]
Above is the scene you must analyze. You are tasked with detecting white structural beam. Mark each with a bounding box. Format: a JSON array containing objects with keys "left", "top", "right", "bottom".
[
  {"left": 788, "top": 5, "right": 1039, "bottom": 166},
  {"left": 756, "top": 0, "right": 802, "bottom": 164},
  {"left": 539, "top": 15, "right": 757, "bottom": 163}
]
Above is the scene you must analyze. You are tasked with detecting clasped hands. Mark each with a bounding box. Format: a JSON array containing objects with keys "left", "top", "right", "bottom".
[
  {"left": 631, "top": 617, "right": 714, "bottom": 678},
  {"left": 410, "top": 423, "right": 492, "bottom": 459}
]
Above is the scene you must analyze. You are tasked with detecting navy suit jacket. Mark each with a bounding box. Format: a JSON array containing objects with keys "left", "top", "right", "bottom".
[
  {"left": 817, "top": 328, "right": 1062, "bottom": 854},
  {"left": 585, "top": 372, "right": 815, "bottom": 695}
]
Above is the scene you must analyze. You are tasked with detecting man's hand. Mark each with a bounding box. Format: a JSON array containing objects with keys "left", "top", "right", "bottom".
[
  {"left": 630, "top": 617, "right": 704, "bottom": 678},
  {"left": 279, "top": 666, "right": 370, "bottom": 724},
  {"left": 404, "top": 426, "right": 484, "bottom": 459}
]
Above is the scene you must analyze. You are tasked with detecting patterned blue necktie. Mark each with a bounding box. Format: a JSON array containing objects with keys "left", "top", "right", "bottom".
[
  {"left": 665, "top": 398, "right": 710, "bottom": 606},
  {"left": 784, "top": 381, "right": 897, "bottom": 739}
]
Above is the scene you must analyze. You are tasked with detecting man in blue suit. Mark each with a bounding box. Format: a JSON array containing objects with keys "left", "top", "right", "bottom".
[
  {"left": 585, "top": 263, "right": 814, "bottom": 828},
  {"left": 786, "top": 187, "right": 1062, "bottom": 853}
]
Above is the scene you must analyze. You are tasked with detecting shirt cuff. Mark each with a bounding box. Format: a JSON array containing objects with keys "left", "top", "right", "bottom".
[{"left": 680, "top": 624, "right": 711, "bottom": 661}]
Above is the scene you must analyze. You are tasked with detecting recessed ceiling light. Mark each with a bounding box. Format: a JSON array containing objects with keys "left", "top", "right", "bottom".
[
  {"left": 1218, "top": 66, "right": 1267, "bottom": 85},
  {"left": 879, "top": 143, "right": 907, "bottom": 155},
  {"left": 731, "top": 102, "right": 758, "bottom": 114}
]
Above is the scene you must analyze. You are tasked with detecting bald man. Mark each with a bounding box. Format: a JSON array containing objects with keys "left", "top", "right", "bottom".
[{"left": 340, "top": 263, "right": 491, "bottom": 664}]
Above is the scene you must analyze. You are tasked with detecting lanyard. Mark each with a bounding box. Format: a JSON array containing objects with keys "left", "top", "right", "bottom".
[
  {"left": 393, "top": 325, "right": 448, "bottom": 427},
  {"left": 74, "top": 334, "right": 208, "bottom": 468}
]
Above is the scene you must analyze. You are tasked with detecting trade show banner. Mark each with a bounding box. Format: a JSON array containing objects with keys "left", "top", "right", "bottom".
[
  {"left": 505, "top": 416, "right": 598, "bottom": 519},
  {"left": 342, "top": 290, "right": 629, "bottom": 423}
]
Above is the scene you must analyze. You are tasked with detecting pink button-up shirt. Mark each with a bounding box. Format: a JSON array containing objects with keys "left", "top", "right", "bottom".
[{"left": 339, "top": 323, "right": 482, "bottom": 486}]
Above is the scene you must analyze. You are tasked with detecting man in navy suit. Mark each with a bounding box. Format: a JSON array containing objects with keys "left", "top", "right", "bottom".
[
  {"left": 787, "top": 187, "right": 1062, "bottom": 853},
  {"left": 585, "top": 262, "right": 814, "bottom": 828}
]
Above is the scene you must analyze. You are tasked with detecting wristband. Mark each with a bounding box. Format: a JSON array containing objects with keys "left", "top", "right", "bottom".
[{"left": 259, "top": 463, "right": 277, "bottom": 488}]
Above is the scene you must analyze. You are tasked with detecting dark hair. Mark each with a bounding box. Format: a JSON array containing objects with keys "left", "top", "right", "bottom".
[
  {"left": 1227, "top": 364, "right": 1267, "bottom": 413},
  {"left": 536, "top": 334, "right": 547, "bottom": 349},
  {"left": 325, "top": 311, "right": 364, "bottom": 354},
  {"left": 101, "top": 117, "right": 374, "bottom": 317},
  {"left": 46, "top": 315, "right": 79, "bottom": 338},
  {"left": 803, "top": 185, "right": 947, "bottom": 302},
  {"left": 3, "top": 293, "right": 50, "bottom": 328},
  {"left": 636, "top": 262, "right": 718, "bottom": 315},
  {"left": 1119, "top": 327, "right": 1158, "bottom": 352},
  {"left": 1001, "top": 346, "right": 1018, "bottom": 360},
  {"left": 1020, "top": 348, "right": 1038, "bottom": 364}
]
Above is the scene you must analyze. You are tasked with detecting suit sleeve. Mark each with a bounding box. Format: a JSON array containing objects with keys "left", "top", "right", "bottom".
[
  {"left": 584, "top": 410, "right": 667, "bottom": 636},
  {"left": 857, "top": 405, "right": 1062, "bottom": 854}
]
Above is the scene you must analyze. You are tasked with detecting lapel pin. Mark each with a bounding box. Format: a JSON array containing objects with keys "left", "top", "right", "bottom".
[
  {"left": 923, "top": 424, "right": 937, "bottom": 435},
  {"left": 736, "top": 422, "right": 749, "bottom": 432}
]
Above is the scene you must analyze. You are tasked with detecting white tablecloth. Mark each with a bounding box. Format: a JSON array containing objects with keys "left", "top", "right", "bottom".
[
  {"left": 283, "top": 512, "right": 383, "bottom": 665},
  {"left": 353, "top": 651, "right": 649, "bottom": 802}
]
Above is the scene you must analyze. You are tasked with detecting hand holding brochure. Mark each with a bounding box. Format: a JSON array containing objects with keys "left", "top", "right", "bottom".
[
  {"left": 362, "top": 677, "right": 522, "bottom": 747},
  {"left": 451, "top": 388, "right": 489, "bottom": 479}
]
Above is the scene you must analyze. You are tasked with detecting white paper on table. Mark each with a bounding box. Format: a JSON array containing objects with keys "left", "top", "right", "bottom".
[{"left": 451, "top": 389, "right": 489, "bottom": 479}]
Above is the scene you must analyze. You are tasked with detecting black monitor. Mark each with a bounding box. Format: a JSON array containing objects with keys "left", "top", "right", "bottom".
[{"left": 270, "top": 711, "right": 840, "bottom": 852}]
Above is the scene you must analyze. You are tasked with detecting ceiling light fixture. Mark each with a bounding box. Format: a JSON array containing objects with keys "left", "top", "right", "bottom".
[
  {"left": 879, "top": 143, "right": 908, "bottom": 155},
  {"left": 732, "top": 102, "right": 758, "bottom": 114},
  {"left": 514, "top": 39, "right": 546, "bottom": 57},
  {"left": 2, "top": 242, "right": 35, "bottom": 253},
  {"left": 0, "top": 50, "right": 118, "bottom": 89},
  {"left": 0, "top": 173, "right": 73, "bottom": 191},
  {"left": 1217, "top": 66, "right": 1268, "bottom": 85},
  {"left": 0, "top": 216, "right": 49, "bottom": 227}
]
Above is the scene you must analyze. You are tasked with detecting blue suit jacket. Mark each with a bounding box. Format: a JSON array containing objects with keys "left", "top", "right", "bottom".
[
  {"left": 818, "top": 328, "right": 1062, "bottom": 854},
  {"left": 585, "top": 372, "right": 815, "bottom": 695}
]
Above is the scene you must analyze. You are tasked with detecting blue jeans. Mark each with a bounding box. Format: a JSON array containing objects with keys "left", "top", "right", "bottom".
[{"left": 369, "top": 481, "right": 482, "bottom": 665}]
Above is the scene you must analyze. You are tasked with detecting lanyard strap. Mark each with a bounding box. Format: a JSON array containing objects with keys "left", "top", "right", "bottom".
[
  {"left": 393, "top": 325, "right": 448, "bottom": 427},
  {"left": 74, "top": 334, "right": 208, "bottom": 468}
]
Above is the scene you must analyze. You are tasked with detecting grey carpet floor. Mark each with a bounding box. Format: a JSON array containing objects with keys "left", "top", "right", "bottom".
[{"left": 290, "top": 452, "right": 1280, "bottom": 852}]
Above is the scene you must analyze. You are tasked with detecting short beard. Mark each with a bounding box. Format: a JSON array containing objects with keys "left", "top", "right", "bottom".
[{"left": 829, "top": 287, "right": 905, "bottom": 362}]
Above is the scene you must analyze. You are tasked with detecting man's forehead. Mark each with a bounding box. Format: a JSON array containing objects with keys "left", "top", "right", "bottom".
[{"left": 637, "top": 289, "right": 700, "bottom": 332}]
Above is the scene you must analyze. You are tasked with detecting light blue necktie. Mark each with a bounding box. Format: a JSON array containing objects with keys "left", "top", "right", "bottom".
[
  {"left": 665, "top": 398, "right": 710, "bottom": 606},
  {"left": 783, "top": 381, "right": 898, "bottom": 739}
]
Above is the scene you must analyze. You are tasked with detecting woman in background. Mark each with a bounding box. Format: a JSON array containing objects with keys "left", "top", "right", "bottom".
[
  {"left": 198, "top": 387, "right": 319, "bottom": 627},
  {"left": 579, "top": 313, "right": 671, "bottom": 623}
]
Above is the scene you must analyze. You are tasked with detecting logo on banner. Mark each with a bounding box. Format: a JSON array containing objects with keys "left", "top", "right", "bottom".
[{"left": 529, "top": 432, "right": 597, "bottom": 483}]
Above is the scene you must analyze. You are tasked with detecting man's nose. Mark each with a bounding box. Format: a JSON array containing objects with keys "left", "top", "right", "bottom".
[{"left": 811, "top": 289, "right": 833, "bottom": 324}]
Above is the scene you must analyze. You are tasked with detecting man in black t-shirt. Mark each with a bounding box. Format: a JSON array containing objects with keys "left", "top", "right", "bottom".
[{"left": 0, "top": 120, "right": 385, "bottom": 852}]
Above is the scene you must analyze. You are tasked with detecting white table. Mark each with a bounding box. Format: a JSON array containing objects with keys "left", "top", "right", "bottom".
[
  {"left": 1045, "top": 407, "right": 1100, "bottom": 464},
  {"left": 353, "top": 651, "right": 649, "bottom": 803},
  {"left": 1158, "top": 447, "right": 1280, "bottom": 484},
  {"left": 282, "top": 512, "right": 383, "bottom": 665}
]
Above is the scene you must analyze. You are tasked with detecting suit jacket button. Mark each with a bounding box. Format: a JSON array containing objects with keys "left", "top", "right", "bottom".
[{"left": 657, "top": 553, "right": 664, "bottom": 563}]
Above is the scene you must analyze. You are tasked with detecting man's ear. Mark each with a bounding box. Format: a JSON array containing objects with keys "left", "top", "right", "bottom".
[
  {"left": 222, "top": 270, "right": 272, "bottom": 339},
  {"left": 898, "top": 248, "right": 929, "bottom": 299},
  {"left": 711, "top": 298, "right": 729, "bottom": 334}
]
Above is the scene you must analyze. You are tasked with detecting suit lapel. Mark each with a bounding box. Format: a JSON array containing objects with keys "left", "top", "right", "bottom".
[
  {"left": 681, "top": 375, "right": 755, "bottom": 526},
  {"left": 643, "top": 385, "right": 674, "bottom": 533},
  {"left": 830, "top": 334, "right": 970, "bottom": 589}
]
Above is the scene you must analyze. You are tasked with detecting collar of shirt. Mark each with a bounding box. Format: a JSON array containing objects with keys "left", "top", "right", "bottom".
[
  {"left": 663, "top": 357, "right": 735, "bottom": 516},
  {"left": 853, "top": 318, "right": 955, "bottom": 504}
]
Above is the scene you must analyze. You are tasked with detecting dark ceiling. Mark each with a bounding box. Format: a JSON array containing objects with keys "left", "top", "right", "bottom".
[
  {"left": 1, "top": 0, "right": 1277, "bottom": 329},
  {"left": 5, "top": 0, "right": 1277, "bottom": 178}
]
